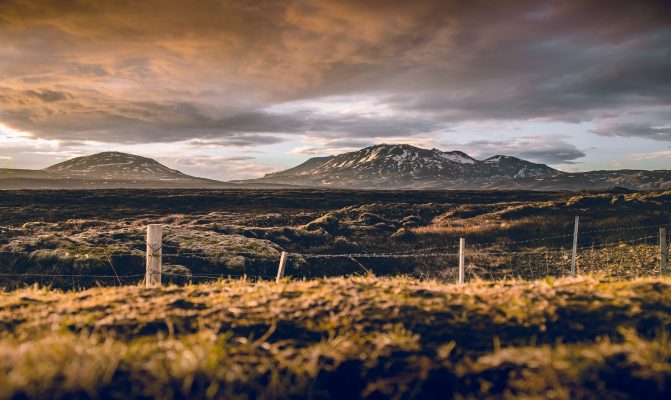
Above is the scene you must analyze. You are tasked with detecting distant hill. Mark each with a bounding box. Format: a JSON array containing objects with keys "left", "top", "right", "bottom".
[
  {"left": 245, "top": 144, "right": 671, "bottom": 190},
  {"left": 44, "top": 152, "right": 194, "bottom": 181},
  {"left": 493, "top": 170, "right": 671, "bottom": 191},
  {"left": 0, "top": 152, "right": 293, "bottom": 189}
]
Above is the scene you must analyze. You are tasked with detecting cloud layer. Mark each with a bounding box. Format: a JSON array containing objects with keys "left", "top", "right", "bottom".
[{"left": 1, "top": 0, "right": 670, "bottom": 174}]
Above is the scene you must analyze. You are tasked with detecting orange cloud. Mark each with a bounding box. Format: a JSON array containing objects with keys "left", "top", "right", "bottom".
[{"left": 0, "top": 0, "right": 669, "bottom": 145}]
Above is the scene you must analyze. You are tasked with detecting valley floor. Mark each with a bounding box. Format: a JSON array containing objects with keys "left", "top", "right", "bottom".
[{"left": 1, "top": 276, "right": 671, "bottom": 399}]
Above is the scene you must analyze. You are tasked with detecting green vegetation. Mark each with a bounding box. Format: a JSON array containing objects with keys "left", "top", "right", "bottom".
[{"left": 1, "top": 276, "right": 670, "bottom": 399}]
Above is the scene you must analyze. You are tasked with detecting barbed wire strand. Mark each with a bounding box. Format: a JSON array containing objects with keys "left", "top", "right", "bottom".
[{"left": 0, "top": 273, "right": 146, "bottom": 278}]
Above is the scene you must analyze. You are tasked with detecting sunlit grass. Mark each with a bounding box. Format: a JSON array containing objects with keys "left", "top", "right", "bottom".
[{"left": 1, "top": 276, "right": 671, "bottom": 398}]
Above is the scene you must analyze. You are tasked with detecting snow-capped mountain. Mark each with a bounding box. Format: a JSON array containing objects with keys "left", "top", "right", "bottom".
[
  {"left": 257, "top": 144, "right": 558, "bottom": 189},
  {"left": 44, "top": 152, "right": 192, "bottom": 181}
]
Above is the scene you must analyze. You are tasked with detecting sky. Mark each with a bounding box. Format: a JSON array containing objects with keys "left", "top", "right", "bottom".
[{"left": 0, "top": 0, "right": 670, "bottom": 180}]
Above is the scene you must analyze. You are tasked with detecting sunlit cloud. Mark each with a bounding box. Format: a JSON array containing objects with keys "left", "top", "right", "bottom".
[{"left": 0, "top": 0, "right": 670, "bottom": 174}]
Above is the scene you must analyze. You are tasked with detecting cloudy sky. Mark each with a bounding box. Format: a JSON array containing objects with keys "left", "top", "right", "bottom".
[{"left": 1, "top": 0, "right": 670, "bottom": 180}]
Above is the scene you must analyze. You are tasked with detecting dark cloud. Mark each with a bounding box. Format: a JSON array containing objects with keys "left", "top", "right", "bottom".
[
  {"left": 593, "top": 123, "right": 671, "bottom": 142},
  {"left": 0, "top": 87, "right": 446, "bottom": 143},
  {"left": 186, "top": 136, "right": 286, "bottom": 148},
  {"left": 515, "top": 148, "right": 587, "bottom": 164},
  {"left": 448, "top": 137, "right": 586, "bottom": 165},
  {"left": 291, "top": 138, "right": 378, "bottom": 155},
  {"left": 0, "top": 0, "right": 669, "bottom": 147},
  {"left": 23, "top": 89, "right": 72, "bottom": 102},
  {"left": 177, "top": 155, "right": 255, "bottom": 162}
]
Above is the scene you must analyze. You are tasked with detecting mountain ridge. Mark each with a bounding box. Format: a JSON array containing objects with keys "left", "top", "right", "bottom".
[
  {"left": 1, "top": 145, "right": 670, "bottom": 190},
  {"left": 256, "top": 144, "right": 560, "bottom": 189}
]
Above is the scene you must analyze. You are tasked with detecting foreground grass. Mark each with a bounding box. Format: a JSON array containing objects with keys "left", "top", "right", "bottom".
[{"left": 1, "top": 277, "right": 671, "bottom": 399}]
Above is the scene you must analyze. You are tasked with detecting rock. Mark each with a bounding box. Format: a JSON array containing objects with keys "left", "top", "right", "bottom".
[
  {"left": 162, "top": 264, "right": 192, "bottom": 285},
  {"left": 373, "top": 222, "right": 396, "bottom": 232},
  {"left": 303, "top": 213, "right": 339, "bottom": 233},
  {"left": 225, "top": 256, "right": 246, "bottom": 269},
  {"left": 400, "top": 216, "right": 421, "bottom": 228},
  {"left": 334, "top": 236, "right": 360, "bottom": 251},
  {"left": 391, "top": 228, "right": 416, "bottom": 242}
]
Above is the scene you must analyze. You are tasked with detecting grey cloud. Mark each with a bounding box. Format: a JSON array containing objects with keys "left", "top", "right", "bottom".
[
  {"left": 178, "top": 109, "right": 442, "bottom": 139},
  {"left": 448, "top": 137, "right": 586, "bottom": 165},
  {"left": 23, "top": 89, "right": 72, "bottom": 102},
  {"left": 186, "top": 135, "right": 286, "bottom": 147},
  {"left": 291, "top": 138, "right": 377, "bottom": 155},
  {"left": 514, "top": 148, "right": 587, "bottom": 164},
  {"left": 0, "top": 86, "right": 447, "bottom": 143},
  {"left": 0, "top": 0, "right": 670, "bottom": 146},
  {"left": 222, "top": 156, "right": 255, "bottom": 161},
  {"left": 65, "top": 63, "right": 110, "bottom": 78},
  {"left": 381, "top": 29, "right": 671, "bottom": 123},
  {"left": 176, "top": 155, "right": 255, "bottom": 165},
  {"left": 593, "top": 123, "right": 671, "bottom": 142}
]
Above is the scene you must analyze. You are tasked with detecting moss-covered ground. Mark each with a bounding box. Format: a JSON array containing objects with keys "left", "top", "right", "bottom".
[{"left": 1, "top": 189, "right": 669, "bottom": 288}]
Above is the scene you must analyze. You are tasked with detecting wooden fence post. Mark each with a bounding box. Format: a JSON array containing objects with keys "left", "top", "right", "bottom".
[
  {"left": 276, "top": 251, "right": 288, "bottom": 283},
  {"left": 661, "top": 227, "right": 668, "bottom": 276},
  {"left": 458, "top": 238, "right": 465, "bottom": 284},
  {"left": 571, "top": 216, "right": 579, "bottom": 278},
  {"left": 146, "top": 224, "right": 162, "bottom": 287}
]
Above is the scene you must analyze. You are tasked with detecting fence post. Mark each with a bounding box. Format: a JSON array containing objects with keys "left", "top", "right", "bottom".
[
  {"left": 276, "top": 251, "right": 288, "bottom": 283},
  {"left": 661, "top": 227, "right": 668, "bottom": 276},
  {"left": 458, "top": 238, "right": 465, "bottom": 284},
  {"left": 146, "top": 224, "right": 162, "bottom": 287},
  {"left": 571, "top": 216, "right": 579, "bottom": 278}
]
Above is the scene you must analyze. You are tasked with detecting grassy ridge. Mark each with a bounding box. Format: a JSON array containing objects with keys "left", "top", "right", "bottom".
[{"left": 1, "top": 277, "right": 671, "bottom": 399}]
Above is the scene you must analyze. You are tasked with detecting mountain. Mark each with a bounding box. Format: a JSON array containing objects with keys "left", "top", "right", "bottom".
[
  {"left": 44, "top": 152, "right": 195, "bottom": 181},
  {"left": 0, "top": 152, "right": 291, "bottom": 189},
  {"left": 248, "top": 144, "right": 671, "bottom": 190},
  {"left": 2, "top": 146, "right": 669, "bottom": 190},
  {"left": 253, "top": 144, "right": 559, "bottom": 189}
]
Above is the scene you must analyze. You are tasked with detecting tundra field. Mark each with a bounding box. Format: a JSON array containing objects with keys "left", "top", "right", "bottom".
[
  {"left": 0, "top": 188, "right": 670, "bottom": 399},
  {"left": 1, "top": 188, "right": 670, "bottom": 287}
]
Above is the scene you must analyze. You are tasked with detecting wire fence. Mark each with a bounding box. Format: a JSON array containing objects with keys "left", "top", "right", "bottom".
[{"left": 0, "top": 222, "right": 668, "bottom": 288}]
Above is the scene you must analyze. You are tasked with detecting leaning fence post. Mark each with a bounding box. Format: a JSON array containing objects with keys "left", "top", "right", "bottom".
[
  {"left": 660, "top": 227, "right": 668, "bottom": 276},
  {"left": 146, "top": 224, "right": 162, "bottom": 287},
  {"left": 458, "top": 238, "right": 465, "bottom": 284},
  {"left": 571, "top": 216, "right": 579, "bottom": 278},
  {"left": 276, "top": 251, "right": 288, "bottom": 283}
]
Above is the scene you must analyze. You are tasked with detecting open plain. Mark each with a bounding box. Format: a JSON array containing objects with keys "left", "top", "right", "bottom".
[{"left": 0, "top": 189, "right": 670, "bottom": 398}]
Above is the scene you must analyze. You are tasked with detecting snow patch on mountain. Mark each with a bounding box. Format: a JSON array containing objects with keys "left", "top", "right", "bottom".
[
  {"left": 259, "top": 144, "right": 559, "bottom": 189},
  {"left": 44, "top": 152, "right": 192, "bottom": 181}
]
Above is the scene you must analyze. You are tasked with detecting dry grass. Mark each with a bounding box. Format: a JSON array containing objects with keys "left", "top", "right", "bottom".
[
  {"left": 1, "top": 276, "right": 671, "bottom": 399},
  {"left": 1, "top": 189, "right": 669, "bottom": 288}
]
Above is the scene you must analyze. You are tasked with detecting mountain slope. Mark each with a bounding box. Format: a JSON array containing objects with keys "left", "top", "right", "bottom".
[
  {"left": 0, "top": 152, "right": 234, "bottom": 189},
  {"left": 266, "top": 156, "right": 335, "bottom": 178},
  {"left": 44, "top": 152, "right": 193, "bottom": 181},
  {"left": 0, "top": 152, "right": 305, "bottom": 189},
  {"left": 255, "top": 144, "right": 559, "bottom": 189},
  {"left": 494, "top": 170, "right": 671, "bottom": 191}
]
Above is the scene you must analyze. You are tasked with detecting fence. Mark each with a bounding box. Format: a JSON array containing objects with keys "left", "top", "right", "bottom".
[{"left": 0, "top": 218, "right": 669, "bottom": 288}]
